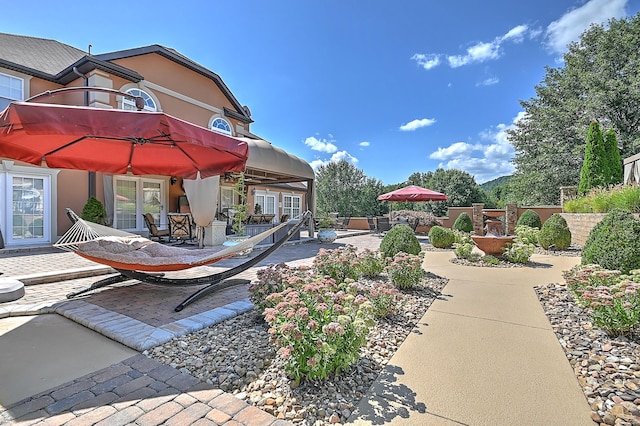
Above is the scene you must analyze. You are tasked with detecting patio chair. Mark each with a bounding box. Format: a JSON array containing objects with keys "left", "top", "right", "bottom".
[
  {"left": 376, "top": 217, "right": 392, "bottom": 236},
  {"left": 335, "top": 214, "right": 351, "bottom": 230},
  {"left": 143, "top": 213, "right": 170, "bottom": 243},
  {"left": 280, "top": 214, "right": 289, "bottom": 223},
  {"left": 168, "top": 213, "right": 195, "bottom": 244},
  {"left": 367, "top": 216, "right": 377, "bottom": 233},
  {"left": 57, "top": 208, "right": 312, "bottom": 311}
]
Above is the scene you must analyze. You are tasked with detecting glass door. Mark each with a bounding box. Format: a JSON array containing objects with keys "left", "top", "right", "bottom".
[{"left": 9, "top": 174, "right": 49, "bottom": 244}]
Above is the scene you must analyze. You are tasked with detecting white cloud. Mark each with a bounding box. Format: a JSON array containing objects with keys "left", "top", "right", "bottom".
[
  {"left": 440, "top": 24, "right": 535, "bottom": 68},
  {"left": 411, "top": 53, "right": 441, "bottom": 70},
  {"left": 309, "top": 150, "right": 359, "bottom": 171},
  {"left": 427, "top": 116, "right": 520, "bottom": 183},
  {"left": 546, "top": 0, "right": 628, "bottom": 54},
  {"left": 359, "top": 141, "right": 370, "bottom": 147},
  {"left": 502, "top": 25, "right": 528, "bottom": 43},
  {"left": 477, "top": 77, "right": 499, "bottom": 87},
  {"left": 399, "top": 118, "right": 436, "bottom": 131},
  {"left": 304, "top": 136, "right": 338, "bottom": 153}
]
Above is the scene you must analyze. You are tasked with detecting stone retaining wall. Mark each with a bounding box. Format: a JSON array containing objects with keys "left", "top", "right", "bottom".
[{"left": 561, "top": 213, "right": 640, "bottom": 247}]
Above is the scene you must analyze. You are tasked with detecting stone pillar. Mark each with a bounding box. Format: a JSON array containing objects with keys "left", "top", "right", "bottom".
[
  {"left": 472, "top": 203, "right": 484, "bottom": 235},
  {"left": 505, "top": 203, "right": 518, "bottom": 236},
  {"left": 560, "top": 186, "right": 578, "bottom": 210}
]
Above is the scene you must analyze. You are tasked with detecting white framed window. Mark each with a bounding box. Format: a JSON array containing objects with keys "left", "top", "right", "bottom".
[
  {"left": 210, "top": 117, "right": 232, "bottom": 135},
  {"left": 283, "top": 194, "right": 302, "bottom": 220},
  {"left": 0, "top": 72, "right": 23, "bottom": 110},
  {"left": 122, "top": 88, "right": 157, "bottom": 111},
  {"left": 255, "top": 192, "right": 276, "bottom": 217},
  {"left": 113, "top": 176, "right": 165, "bottom": 231}
]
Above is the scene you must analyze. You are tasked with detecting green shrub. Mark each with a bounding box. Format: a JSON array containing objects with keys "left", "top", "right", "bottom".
[
  {"left": 482, "top": 255, "right": 500, "bottom": 265},
  {"left": 516, "top": 210, "right": 541, "bottom": 229},
  {"left": 384, "top": 252, "right": 425, "bottom": 289},
  {"left": 562, "top": 184, "right": 640, "bottom": 213},
  {"left": 313, "top": 246, "right": 359, "bottom": 282},
  {"left": 453, "top": 242, "right": 474, "bottom": 260},
  {"left": 452, "top": 212, "right": 473, "bottom": 233},
  {"left": 428, "top": 226, "right": 455, "bottom": 249},
  {"left": 537, "top": 213, "right": 571, "bottom": 250},
  {"left": 453, "top": 229, "right": 473, "bottom": 245},
  {"left": 380, "top": 224, "right": 421, "bottom": 258},
  {"left": 502, "top": 241, "right": 535, "bottom": 264},
  {"left": 356, "top": 249, "right": 384, "bottom": 279},
  {"left": 515, "top": 225, "right": 540, "bottom": 245},
  {"left": 81, "top": 196, "right": 107, "bottom": 225},
  {"left": 581, "top": 209, "right": 640, "bottom": 274}
]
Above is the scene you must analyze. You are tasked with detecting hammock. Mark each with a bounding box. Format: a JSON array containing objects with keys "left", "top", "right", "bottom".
[{"left": 56, "top": 210, "right": 311, "bottom": 311}]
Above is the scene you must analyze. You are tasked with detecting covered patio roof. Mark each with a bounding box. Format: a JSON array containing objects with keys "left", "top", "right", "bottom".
[{"left": 240, "top": 138, "right": 315, "bottom": 185}]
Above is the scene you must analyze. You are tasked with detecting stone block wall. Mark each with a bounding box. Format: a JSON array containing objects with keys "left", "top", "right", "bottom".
[{"left": 562, "top": 213, "right": 640, "bottom": 246}]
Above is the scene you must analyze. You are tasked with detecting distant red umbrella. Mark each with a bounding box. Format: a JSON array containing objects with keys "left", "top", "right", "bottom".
[
  {"left": 378, "top": 185, "right": 447, "bottom": 202},
  {"left": 0, "top": 100, "right": 248, "bottom": 179}
]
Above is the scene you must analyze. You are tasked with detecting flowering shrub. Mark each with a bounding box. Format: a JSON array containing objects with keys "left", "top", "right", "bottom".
[
  {"left": 515, "top": 225, "right": 539, "bottom": 245},
  {"left": 313, "top": 246, "right": 358, "bottom": 283},
  {"left": 385, "top": 252, "right": 425, "bottom": 289},
  {"left": 563, "top": 264, "right": 640, "bottom": 337},
  {"left": 313, "top": 246, "right": 359, "bottom": 282},
  {"left": 356, "top": 248, "right": 384, "bottom": 279},
  {"left": 249, "top": 263, "right": 312, "bottom": 311},
  {"left": 263, "top": 275, "right": 374, "bottom": 383},
  {"left": 502, "top": 241, "right": 535, "bottom": 264},
  {"left": 355, "top": 281, "right": 399, "bottom": 318}
]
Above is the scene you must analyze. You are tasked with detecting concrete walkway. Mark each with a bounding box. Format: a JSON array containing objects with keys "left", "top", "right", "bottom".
[{"left": 349, "top": 250, "right": 593, "bottom": 425}]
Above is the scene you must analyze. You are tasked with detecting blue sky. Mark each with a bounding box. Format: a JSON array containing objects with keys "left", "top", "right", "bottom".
[{"left": 3, "top": 0, "right": 640, "bottom": 184}]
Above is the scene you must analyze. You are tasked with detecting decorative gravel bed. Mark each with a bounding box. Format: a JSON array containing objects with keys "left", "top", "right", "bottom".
[
  {"left": 537, "top": 283, "right": 640, "bottom": 425},
  {"left": 145, "top": 274, "right": 448, "bottom": 425}
]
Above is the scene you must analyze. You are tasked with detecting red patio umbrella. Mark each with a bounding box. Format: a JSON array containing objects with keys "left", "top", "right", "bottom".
[
  {"left": 377, "top": 185, "right": 448, "bottom": 202},
  {"left": 0, "top": 101, "right": 248, "bottom": 179}
]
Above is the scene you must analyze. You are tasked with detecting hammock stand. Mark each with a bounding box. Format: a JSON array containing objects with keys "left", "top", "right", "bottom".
[{"left": 56, "top": 210, "right": 312, "bottom": 311}]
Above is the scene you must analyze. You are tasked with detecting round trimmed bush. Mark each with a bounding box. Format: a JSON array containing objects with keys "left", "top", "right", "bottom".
[
  {"left": 582, "top": 209, "right": 640, "bottom": 274},
  {"left": 453, "top": 212, "right": 473, "bottom": 233},
  {"left": 517, "top": 209, "right": 542, "bottom": 229},
  {"left": 537, "top": 213, "right": 571, "bottom": 250},
  {"left": 380, "top": 224, "right": 421, "bottom": 258},
  {"left": 428, "top": 225, "right": 455, "bottom": 249}
]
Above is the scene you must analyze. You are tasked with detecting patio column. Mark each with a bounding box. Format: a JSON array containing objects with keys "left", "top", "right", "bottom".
[
  {"left": 505, "top": 203, "right": 517, "bottom": 236},
  {"left": 472, "top": 203, "right": 484, "bottom": 235}
]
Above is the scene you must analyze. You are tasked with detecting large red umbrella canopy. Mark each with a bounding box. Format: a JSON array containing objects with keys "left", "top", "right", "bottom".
[
  {"left": 378, "top": 185, "right": 448, "bottom": 202},
  {"left": 0, "top": 102, "right": 248, "bottom": 179}
]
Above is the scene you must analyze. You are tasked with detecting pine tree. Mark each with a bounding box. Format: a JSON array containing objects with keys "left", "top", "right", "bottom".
[
  {"left": 604, "top": 128, "right": 623, "bottom": 185},
  {"left": 578, "top": 121, "right": 608, "bottom": 194}
]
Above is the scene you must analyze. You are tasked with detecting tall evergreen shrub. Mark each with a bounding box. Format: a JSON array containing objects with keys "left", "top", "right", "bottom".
[
  {"left": 604, "top": 128, "right": 623, "bottom": 185},
  {"left": 578, "top": 121, "right": 608, "bottom": 194},
  {"left": 452, "top": 212, "right": 473, "bottom": 233}
]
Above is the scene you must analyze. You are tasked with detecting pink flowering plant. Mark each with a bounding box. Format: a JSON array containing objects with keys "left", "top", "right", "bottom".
[
  {"left": 263, "top": 275, "right": 374, "bottom": 383},
  {"left": 248, "top": 263, "right": 312, "bottom": 311},
  {"left": 354, "top": 281, "right": 399, "bottom": 318},
  {"left": 384, "top": 252, "right": 425, "bottom": 289},
  {"left": 356, "top": 248, "right": 385, "bottom": 279},
  {"left": 313, "top": 246, "right": 360, "bottom": 282},
  {"left": 563, "top": 264, "right": 640, "bottom": 337}
]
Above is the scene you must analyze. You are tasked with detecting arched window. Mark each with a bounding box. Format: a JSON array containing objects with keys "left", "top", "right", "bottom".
[
  {"left": 122, "top": 88, "right": 157, "bottom": 111},
  {"left": 210, "top": 117, "right": 232, "bottom": 135}
]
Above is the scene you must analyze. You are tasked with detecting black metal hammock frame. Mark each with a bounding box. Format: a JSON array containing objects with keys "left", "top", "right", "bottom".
[{"left": 56, "top": 210, "right": 312, "bottom": 311}]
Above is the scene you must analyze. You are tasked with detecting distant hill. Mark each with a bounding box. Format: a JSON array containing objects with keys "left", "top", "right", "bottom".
[{"left": 480, "top": 175, "right": 512, "bottom": 191}]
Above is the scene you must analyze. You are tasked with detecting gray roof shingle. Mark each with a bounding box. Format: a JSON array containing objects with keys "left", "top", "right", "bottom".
[{"left": 0, "top": 32, "right": 86, "bottom": 76}]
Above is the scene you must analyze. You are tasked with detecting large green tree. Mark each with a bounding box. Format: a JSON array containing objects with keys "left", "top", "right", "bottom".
[
  {"left": 507, "top": 14, "right": 640, "bottom": 205},
  {"left": 315, "top": 159, "right": 385, "bottom": 217}
]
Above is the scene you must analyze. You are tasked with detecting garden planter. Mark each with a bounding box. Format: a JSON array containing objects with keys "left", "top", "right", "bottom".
[{"left": 317, "top": 228, "right": 337, "bottom": 243}]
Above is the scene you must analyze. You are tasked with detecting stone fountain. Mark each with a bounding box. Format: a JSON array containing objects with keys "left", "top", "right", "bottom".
[{"left": 471, "top": 209, "right": 516, "bottom": 256}]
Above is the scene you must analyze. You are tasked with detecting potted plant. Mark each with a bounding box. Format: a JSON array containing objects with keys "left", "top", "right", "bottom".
[
  {"left": 223, "top": 173, "right": 252, "bottom": 256},
  {"left": 317, "top": 215, "right": 337, "bottom": 243},
  {"left": 254, "top": 203, "right": 262, "bottom": 215}
]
